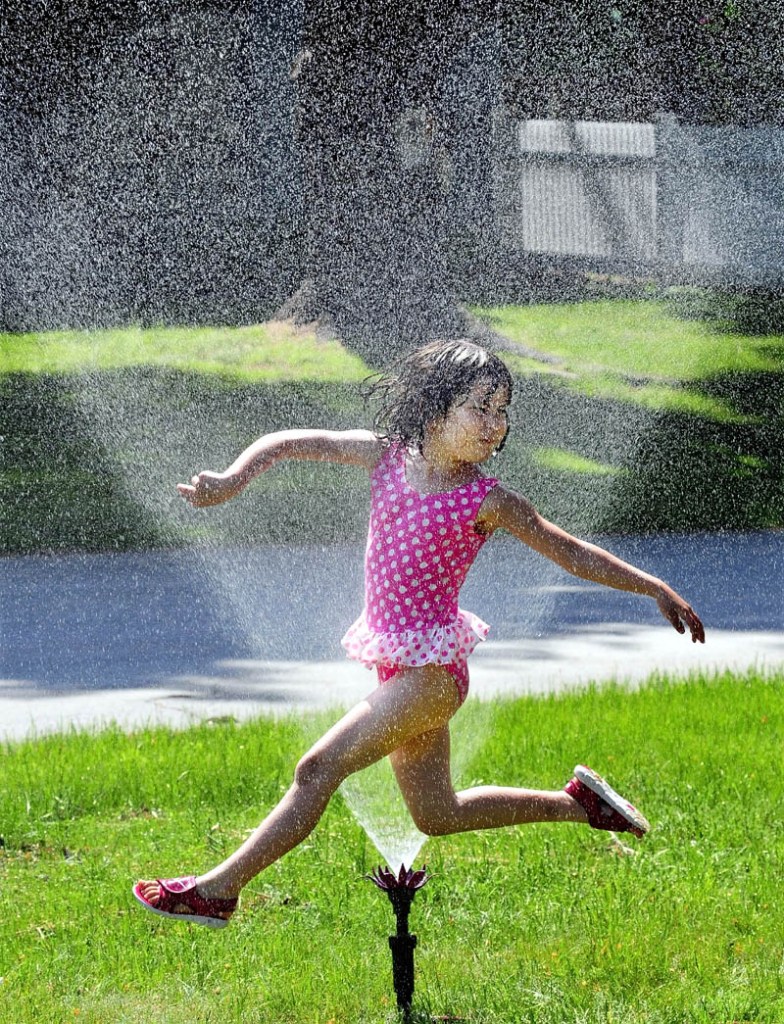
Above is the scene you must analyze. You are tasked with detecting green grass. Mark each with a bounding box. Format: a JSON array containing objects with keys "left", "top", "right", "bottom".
[
  {"left": 475, "top": 298, "right": 784, "bottom": 421},
  {"left": 0, "top": 322, "right": 370, "bottom": 382},
  {"left": 567, "top": 375, "right": 744, "bottom": 421},
  {"left": 476, "top": 299, "right": 784, "bottom": 380},
  {"left": 7, "top": 299, "right": 783, "bottom": 399},
  {"left": 530, "top": 447, "right": 624, "bottom": 477},
  {"left": 3, "top": 298, "right": 784, "bottom": 552},
  {"left": 1, "top": 668, "right": 783, "bottom": 1022}
]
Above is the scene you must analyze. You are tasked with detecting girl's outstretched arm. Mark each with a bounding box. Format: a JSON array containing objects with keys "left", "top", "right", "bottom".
[
  {"left": 177, "top": 429, "right": 382, "bottom": 508},
  {"left": 478, "top": 486, "right": 705, "bottom": 643}
]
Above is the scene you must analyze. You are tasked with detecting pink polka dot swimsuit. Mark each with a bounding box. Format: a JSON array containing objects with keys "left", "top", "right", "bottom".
[{"left": 341, "top": 443, "right": 498, "bottom": 703}]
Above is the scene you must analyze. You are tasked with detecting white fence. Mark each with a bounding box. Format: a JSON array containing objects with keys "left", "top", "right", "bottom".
[{"left": 493, "top": 113, "right": 784, "bottom": 284}]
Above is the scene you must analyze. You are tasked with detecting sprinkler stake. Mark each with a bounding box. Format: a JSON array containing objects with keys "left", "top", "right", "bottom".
[{"left": 367, "top": 864, "right": 430, "bottom": 1015}]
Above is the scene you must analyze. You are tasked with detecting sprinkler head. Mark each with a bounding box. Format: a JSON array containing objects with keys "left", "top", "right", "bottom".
[
  {"left": 366, "top": 863, "right": 430, "bottom": 893},
  {"left": 367, "top": 863, "right": 430, "bottom": 934}
]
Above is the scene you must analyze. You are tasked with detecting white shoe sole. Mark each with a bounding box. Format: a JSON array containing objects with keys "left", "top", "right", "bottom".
[{"left": 574, "top": 764, "right": 651, "bottom": 834}]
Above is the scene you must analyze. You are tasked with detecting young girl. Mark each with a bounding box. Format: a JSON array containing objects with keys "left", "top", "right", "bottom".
[{"left": 134, "top": 339, "right": 704, "bottom": 928}]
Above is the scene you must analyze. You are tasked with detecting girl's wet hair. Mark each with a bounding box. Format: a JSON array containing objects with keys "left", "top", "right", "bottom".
[{"left": 367, "top": 339, "right": 513, "bottom": 448}]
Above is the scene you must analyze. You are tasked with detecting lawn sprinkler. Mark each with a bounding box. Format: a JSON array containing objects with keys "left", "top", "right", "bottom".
[{"left": 367, "top": 864, "right": 430, "bottom": 1015}]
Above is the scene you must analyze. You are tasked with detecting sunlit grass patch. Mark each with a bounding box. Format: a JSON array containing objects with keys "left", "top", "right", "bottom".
[
  {"left": 475, "top": 299, "right": 784, "bottom": 421},
  {"left": 0, "top": 321, "right": 371, "bottom": 382},
  {"left": 565, "top": 374, "right": 747, "bottom": 421},
  {"left": 4, "top": 299, "right": 783, "bottom": 547},
  {"left": 474, "top": 299, "right": 784, "bottom": 380},
  {"left": 530, "top": 446, "right": 624, "bottom": 476}
]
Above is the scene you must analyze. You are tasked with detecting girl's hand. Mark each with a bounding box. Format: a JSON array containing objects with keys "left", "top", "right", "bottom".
[
  {"left": 656, "top": 587, "right": 705, "bottom": 644},
  {"left": 177, "top": 471, "right": 241, "bottom": 508}
]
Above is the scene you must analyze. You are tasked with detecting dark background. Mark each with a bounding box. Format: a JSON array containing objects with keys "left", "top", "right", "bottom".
[{"left": 4, "top": 1, "right": 783, "bottom": 358}]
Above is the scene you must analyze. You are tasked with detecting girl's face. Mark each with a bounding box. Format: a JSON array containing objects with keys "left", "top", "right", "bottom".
[{"left": 427, "top": 379, "right": 510, "bottom": 464}]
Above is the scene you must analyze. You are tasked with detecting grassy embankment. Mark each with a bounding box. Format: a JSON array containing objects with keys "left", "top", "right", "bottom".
[
  {"left": 2, "top": 297, "right": 783, "bottom": 554},
  {"left": 1, "top": 669, "right": 782, "bottom": 1023}
]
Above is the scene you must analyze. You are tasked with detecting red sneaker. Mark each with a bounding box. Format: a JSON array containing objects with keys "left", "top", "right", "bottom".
[
  {"left": 565, "top": 765, "right": 650, "bottom": 838},
  {"left": 132, "top": 876, "right": 237, "bottom": 928}
]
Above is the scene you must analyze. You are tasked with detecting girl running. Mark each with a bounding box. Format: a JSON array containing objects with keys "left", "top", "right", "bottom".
[{"left": 133, "top": 339, "right": 704, "bottom": 928}]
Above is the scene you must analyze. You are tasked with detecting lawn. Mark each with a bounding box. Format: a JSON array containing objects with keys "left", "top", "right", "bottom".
[
  {"left": 4, "top": 301, "right": 783, "bottom": 419},
  {"left": 476, "top": 298, "right": 784, "bottom": 421},
  {"left": 2, "top": 297, "right": 783, "bottom": 553},
  {"left": 478, "top": 299, "right": 784, "bottom": 380},
  {"left": 1, "top": 668, "right": 783, "bottom": 1022},
  {"left": 0, "top": 321, "right": 369, "bottom": 383}
]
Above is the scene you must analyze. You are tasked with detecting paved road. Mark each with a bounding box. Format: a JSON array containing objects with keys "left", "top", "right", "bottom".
[{"left": 3, "top": 532, "right": 783, "bottom": 740}]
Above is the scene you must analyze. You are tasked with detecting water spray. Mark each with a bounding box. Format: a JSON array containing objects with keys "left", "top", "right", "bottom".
[{"left": 367, "top": 863, "right": 430, "bottom": 1016}]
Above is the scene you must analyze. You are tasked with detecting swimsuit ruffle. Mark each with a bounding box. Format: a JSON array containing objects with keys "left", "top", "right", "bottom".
[{"left": 341, "top": 608, "right": 489, "bottom": 669}]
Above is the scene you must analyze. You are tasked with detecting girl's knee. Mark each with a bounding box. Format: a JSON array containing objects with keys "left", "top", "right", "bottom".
[
  {"left": 410, "top": 804, "right": 460, "bottom": 837},
  {"left": 294, "top": 747, "right": 344, "bottom": 791},
  {"left": 294, "top": 749, "right": 325, "bottom": 788}
]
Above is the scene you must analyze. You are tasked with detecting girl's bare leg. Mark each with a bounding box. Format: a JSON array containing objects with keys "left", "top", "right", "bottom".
[
  {"left": 137, "top": 665, "right": 461, "bottom": 905},
  {"left": 390, "top": 725, "right": 588, "bottom": 835}
]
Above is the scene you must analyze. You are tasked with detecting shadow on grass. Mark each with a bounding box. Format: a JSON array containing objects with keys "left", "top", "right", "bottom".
[
  {"left": 1, "top": 372, "right": 164, "bottom": 552},
  {"left": 0, "top": 369, "right": 370, "bottom": 554},
  {"left": 502, "top": 370, "right": 784, "bottom": 536},
  {"left": 2, "top": 364, "right": 783, "bottom": 554},
  {"left": 609, "top": 369, "right": 784, "bottom": 533}
]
